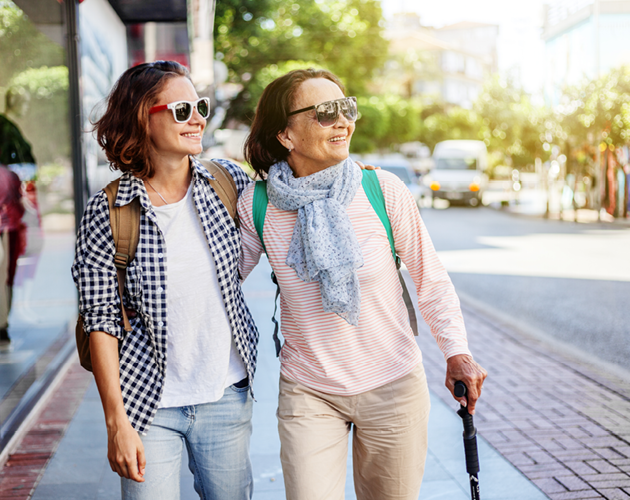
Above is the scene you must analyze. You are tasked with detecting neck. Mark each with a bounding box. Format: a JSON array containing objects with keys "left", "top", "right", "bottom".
[{"left": 145, "top": 155, "right": 192, "bottom": 205}]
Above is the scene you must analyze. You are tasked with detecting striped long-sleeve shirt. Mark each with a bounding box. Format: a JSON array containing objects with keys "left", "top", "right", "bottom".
[{"left": 238, "top": 168, "right": 471, "bottom": 395}]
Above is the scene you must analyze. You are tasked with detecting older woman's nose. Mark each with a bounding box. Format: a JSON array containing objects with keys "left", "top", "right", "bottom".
[{"left": 335, "top": 110, "right": 351, "bottom": 127}]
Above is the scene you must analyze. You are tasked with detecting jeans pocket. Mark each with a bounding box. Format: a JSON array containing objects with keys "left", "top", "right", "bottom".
[{"left": 229, "top": 379, "right": 250, "bottom": 393}]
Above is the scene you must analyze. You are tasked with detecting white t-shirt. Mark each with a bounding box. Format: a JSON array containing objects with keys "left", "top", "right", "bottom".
[{"left": 153, "top": 183, "right": 246, "bottom": 408}]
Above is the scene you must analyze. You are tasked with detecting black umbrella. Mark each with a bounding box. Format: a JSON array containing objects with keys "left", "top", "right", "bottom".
[{"left": 455, "top": 381, "right": 480, "bottom": 500}]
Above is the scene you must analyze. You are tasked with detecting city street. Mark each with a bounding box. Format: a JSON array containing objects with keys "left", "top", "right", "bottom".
[{"left": 420, "top": 205, "right": 630, "bottom": 374}]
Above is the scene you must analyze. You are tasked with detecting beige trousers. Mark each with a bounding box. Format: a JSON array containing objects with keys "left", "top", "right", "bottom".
[{"left": 277, "top": 363, "right": 431, "bottom": 500}]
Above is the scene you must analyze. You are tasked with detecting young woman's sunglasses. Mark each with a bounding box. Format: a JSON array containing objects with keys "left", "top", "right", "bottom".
[
  {"left": 149, "top": 97, "right": 210, "bottom": 123},
  {"left": 287, "top": 96, "right": 357, "bottom": 128}
]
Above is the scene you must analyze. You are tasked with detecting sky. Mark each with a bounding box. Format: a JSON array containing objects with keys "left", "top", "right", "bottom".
[{"left": 381, "top": 0, "right": 548, "bottom": 93}]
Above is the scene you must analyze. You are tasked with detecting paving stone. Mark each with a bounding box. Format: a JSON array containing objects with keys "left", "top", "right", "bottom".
[
  {"left": 548, "top": 492, "right": 604, "bottom": 499},
  {"left": 533, "top": 476, "right": 569, "bottom": 494},
  {"left": 593, "top": 488, "right": 630, "bottom": 499},
  {"left": 555, "top": 474, "right": 593, "bottom": 491}
]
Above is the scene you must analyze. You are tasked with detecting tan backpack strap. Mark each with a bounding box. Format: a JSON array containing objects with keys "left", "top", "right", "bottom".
[
  {"left": 199, "top": 158, "right": 239, "bottom": 228},
  {"left": 103, "top": 179, "right": 141, "bottom": 333}
]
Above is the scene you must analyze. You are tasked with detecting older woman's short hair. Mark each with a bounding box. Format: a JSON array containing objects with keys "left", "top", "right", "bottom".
[
  {"left": 94, "top": 60, "right": 190, "bottom": 179},
  {"left": 244, "top": 68, "right": 345, "bottom": 178}
]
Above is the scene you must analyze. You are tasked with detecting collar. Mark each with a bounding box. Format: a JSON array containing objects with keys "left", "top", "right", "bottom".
[{"left": 112, "top": 156, "right": 214, "bottom": 210}]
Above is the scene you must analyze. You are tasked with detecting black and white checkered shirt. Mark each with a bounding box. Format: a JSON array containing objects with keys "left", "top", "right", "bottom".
[{"left": 72, "top": 157, "right": 259, "bottom": 434}]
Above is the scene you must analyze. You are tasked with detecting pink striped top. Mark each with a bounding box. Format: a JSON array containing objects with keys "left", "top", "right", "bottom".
[{"left": 238, "top": 169, "right": 471, "bottom": 395}]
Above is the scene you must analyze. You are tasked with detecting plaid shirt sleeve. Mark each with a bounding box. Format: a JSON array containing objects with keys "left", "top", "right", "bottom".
[
  {"left": 71, "top": 190, "right": 125, "bottom": 340},
  {"left": 211, "top": 158, "right": 253, "bottom": 196}
]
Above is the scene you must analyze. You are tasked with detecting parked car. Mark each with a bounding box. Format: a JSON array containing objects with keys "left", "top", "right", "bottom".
[
  {"left": 355, "top": 155, "right": 423, "bottom": 206},
  {"left": 425, "top": 140, "right": 489, "bottom": 207}
]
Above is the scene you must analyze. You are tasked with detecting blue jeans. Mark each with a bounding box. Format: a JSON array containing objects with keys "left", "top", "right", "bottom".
[{"left": 122, "top": 383, "right": 253, "bottom": 500}]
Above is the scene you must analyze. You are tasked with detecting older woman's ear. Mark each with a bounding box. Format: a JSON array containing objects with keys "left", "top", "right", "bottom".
[{"left": 277, "top": 130, "right": 293, "bottom": 152}]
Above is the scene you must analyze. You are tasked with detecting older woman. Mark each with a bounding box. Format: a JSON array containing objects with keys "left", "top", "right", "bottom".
[
  {"left": 72, "top": 61, "right": 258, "bottom": 500},
  {"left": 237, "top": 68, "right": 487, "bottom": 500}
]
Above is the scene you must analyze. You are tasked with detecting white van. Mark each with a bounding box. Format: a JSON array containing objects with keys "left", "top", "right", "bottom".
[{"left": 427, "top": 140, "right": 489, "bottom": 207}]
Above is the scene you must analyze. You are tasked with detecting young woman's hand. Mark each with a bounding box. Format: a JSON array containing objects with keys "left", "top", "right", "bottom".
[
  {"left": 107, "top": 416, "right": 146, "bottom": 482},
  {"left": 355, "top": 160, "right": 380, "bottom": 170}
]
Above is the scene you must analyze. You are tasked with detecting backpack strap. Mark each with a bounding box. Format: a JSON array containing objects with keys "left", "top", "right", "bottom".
[
  {"left": 251, "top": 180, "right": 282, "bottom": 355},
  {"left": 199, "top": 158, "right": 240, "bottom": 228},
  {"left": 104, "top": 178, "right": 141, "bottom": 333},
  {"left": 361, "top": 170, "right": 396, "bottom": 261},
  {"left": 252, "top": 180, "right": 269, "bottom": 254},
  {"left": 361, "top": 170, "right": 419, "bottom": 336}
]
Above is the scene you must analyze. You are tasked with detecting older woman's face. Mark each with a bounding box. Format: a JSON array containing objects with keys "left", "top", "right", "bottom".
[{"left": 277, "top": 78, "right": 355, "bottom": 177}]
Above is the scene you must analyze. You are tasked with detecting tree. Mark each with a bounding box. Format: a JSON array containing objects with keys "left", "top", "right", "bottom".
[
  {"left": 474, "top": 76, "right": 549, "bottom": 168},
  {"left": 214, "top": 0, "right": 388, "bottom": 123},
  {"left": 0, "top": 1, "right": 64, "bottom": 90}
]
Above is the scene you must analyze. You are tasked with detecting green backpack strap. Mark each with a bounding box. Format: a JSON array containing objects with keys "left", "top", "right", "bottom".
[
  {"left": 253, "top": 180, "right": 268, "bottom": 254},
  {"left": 252, "top": 180, "right": 282, "bottom": 355},
  {"left": 361, "top": 170, "right": 397, "bottom": 262},
  {"left": 361, "top": 169, "right": 419, "bottom": 336}
]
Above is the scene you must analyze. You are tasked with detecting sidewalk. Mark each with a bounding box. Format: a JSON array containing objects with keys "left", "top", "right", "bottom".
[
  {"left": 2, "top": 259, "right": 630, "bottom": 498},
  {"left": 484, "top": 184, "right": 630, "bottom": 227}
]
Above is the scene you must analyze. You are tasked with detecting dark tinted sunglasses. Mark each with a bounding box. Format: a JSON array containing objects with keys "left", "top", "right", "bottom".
[
  {"left": 149, "top": 97, "right": 210, "bottom": 123},
  {"left": 287, "top": 96, "right": 357, "bottom": 128}
]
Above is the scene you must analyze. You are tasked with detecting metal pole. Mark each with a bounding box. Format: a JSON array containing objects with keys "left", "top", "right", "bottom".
[{"left": 64, "top": 0, "right": 87, "bottom": 233}]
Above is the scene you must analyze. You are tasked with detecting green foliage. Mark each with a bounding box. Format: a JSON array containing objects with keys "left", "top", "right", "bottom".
[
  {"left": 419, "top": 105, "right": 482, "bottom": 152},
  {"left": 9, "top": 66, "right": 68, "bottom": 98},
  {"left": 474, "top": 76, "right": 550, "bottom": 167},
  {"left": 215, "top": 0, "right": 388, "bottom": 123},
  {"left": 0, "top": 1, "right": 64, "bottom": 89}
]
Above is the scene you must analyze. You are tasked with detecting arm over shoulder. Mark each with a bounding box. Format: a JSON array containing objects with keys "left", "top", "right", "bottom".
[
  {"left": 236, "top": 183, "right": 264, "bottom": 281},
  {"left": 211, "top": 158, "right": 253, "bottom": 198}
]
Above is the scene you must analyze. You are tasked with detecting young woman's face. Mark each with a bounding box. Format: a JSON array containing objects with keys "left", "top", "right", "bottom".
[
  {"left": 148, "top": 76, "right": 205, "bottom": 160},
  {"left": 277, "top": 78, "right": 355, "bottom": 177}
]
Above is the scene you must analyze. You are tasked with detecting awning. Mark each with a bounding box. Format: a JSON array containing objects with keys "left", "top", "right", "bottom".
[{"left": 106, "top": 0, "right": 187, "bottom": 24}]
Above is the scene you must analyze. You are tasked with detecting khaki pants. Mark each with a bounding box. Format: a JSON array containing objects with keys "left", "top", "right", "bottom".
[{"left": 277, "top": 363, "right": 431, "bottom": 500}]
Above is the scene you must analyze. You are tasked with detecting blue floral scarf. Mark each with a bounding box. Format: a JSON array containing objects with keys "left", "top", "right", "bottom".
[{"left": 266, "top": 158, "right": 363, "bottom": 325}]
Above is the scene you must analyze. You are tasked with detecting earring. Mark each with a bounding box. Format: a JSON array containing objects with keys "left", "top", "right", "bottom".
[{"left": 287, "top": 148, "right": 292, "bottom": 153}]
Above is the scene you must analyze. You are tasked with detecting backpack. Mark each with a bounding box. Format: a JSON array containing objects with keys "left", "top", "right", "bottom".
[
  {"left": 75, "top": 159, "right": 239, "bottom": 371},
  {"left": 252, "top": 169, "right": 419, "bottom": 357}
]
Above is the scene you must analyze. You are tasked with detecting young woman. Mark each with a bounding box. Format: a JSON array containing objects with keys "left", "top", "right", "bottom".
[
  {"left": 72, "top": 61, "right": 258, "bottom": 500},
  {"left": 237, "top": 68, "right": 487, "bottom": 500}
]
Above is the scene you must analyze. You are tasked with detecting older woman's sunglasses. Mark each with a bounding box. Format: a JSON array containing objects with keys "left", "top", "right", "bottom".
[
  {"left": 149, "top": 97, "right": 210, "bottom": 123},
  {"left": 288, "top": 96, "right": 357, "bottom": 128}
]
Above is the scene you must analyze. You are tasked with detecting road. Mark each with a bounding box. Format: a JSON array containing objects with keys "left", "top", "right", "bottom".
[{"left": 418, "top": 205, "right": 630, "bottom": 374}]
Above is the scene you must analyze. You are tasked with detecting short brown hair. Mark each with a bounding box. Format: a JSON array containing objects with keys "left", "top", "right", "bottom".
[
  {"left": 244, "top": 68, "right": 345, "bottom": 178},
  {"left": 94, "top": 61, "right": 190, "bottom": 178}
]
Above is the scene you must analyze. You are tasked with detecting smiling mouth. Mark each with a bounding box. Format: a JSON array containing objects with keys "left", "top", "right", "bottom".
[
  {"left": 328, "top": 136, "right": 346, "bottom": 143},
  {"left": 182, "top": 132, "right": 201, "bottom": 138}
]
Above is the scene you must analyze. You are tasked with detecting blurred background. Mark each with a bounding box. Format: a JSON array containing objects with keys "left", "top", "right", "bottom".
[{"left": 1, "top": 0, "right": 630, "bottom": 474}]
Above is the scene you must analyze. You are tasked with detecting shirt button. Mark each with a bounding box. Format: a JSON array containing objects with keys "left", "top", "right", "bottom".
[
  {"left": 158, "top": 253, "right": 164, "bottom": 259},
  {"left": 157, "top": 287, "right": 163, "bottom": 293},
  {"left": 158, "top": 321, "right": 164, "bottom": 327}
]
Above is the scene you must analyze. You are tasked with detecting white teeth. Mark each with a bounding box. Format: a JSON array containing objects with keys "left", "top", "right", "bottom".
[
  {"left": 329, "top": 137, "right": 345, "bottom": 142},
  {"left": 183, "top": 133, "right": 200, "bottom": 137}
]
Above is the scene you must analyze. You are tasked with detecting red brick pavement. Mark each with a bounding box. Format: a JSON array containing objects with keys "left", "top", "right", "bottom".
[
  {"left": 0, "top": 363, "right": 93, "bottom": 500},
  {"left": 416, "top": 300, "right": 630, "bottom": 500}
]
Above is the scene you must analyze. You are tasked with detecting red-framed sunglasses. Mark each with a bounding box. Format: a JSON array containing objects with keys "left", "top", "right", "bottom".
[{"left": 149, "top": 97, "right": 210, "bottom": 123}]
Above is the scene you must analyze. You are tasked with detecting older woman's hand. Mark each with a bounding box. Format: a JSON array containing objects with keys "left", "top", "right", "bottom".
[
  {"left": 445, "top": 354, "right": 487, "bottom": 414},
  {"left": 355, "top": 160, "right": 380, "bottom": 170}
]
